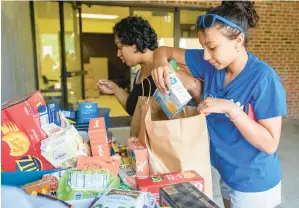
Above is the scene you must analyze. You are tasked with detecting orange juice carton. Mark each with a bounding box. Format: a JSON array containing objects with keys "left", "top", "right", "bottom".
[
  {"left": 127, "top": 137, "right": 149, "bottom": 176},
  {"left": 40, "top": 126, "right": 88, "bottom": 168},
  {"left": 76, "top": 155, "right": 121, "bottom": 176},
  {"left": 119, "top": 165, "right": 137, "bottom": 190},
  {"left": 153, "top": 59, "right": 192, "bottom": 119},
  {"left": 135, "top": 170, "right": 204, "bottom": 204},
  {"left": 88, "top": 118, "right": 110, "bottom": 160},
  {"left": 1, "top": 91, "right": 53, "bottom": 171}
]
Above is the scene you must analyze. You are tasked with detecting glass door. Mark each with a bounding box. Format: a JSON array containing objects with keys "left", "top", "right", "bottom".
[{"left": 61, "top": 2, "right": 84, "bottom": 109}]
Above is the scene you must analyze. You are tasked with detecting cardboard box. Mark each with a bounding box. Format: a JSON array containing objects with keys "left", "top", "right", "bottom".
[
  {"left": 160, "top": 182, "right": 219, "bottom": 208},
  {"left": 88, "top": 117, "right": 110, "bottom": 160},
  {"left": 1, "top": 91, "right": 53, "bottom": 171},
  {"left": 136, "top": 170, "right": 204, "bottom": 204},
  {"left": 127, "top": 137, "right": 149, "bottom": 176}
]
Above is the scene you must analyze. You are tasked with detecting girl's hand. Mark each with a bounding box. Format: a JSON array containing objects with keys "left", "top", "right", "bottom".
[
  {"left": 151, "top": 60, "right": 173, "bottom": 94},
  {"left": 197, "top": 97, "right": 238, "bottom": 117},
  {"left": 97, "top": 80, "right": 118, "bottom": 95}
]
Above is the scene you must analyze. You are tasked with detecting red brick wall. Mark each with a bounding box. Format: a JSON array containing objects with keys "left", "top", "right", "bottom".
[{"left": 146, "top": 1, "right": 299, "bottom": 119}]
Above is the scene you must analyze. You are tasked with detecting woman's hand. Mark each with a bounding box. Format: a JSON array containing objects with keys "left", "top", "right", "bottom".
[
  {"left": 151, "top": 60, "right": 173, "bottom": 94},
  {"left": 97, "top": 80, "right": 118, "bottom": 95},
  {"left": 198, "top": 97, "right": 238, "bottom": 117}
]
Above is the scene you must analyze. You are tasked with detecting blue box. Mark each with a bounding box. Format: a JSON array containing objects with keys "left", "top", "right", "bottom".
[
  {"left": 1, "top": 170, "right": 59, "bottom": 187},
  {"left": 74, "top": 108, "right": 110, "bottom": 131},
  {"left": 77, "top": 102, "right": 98, "bottom": 117}
]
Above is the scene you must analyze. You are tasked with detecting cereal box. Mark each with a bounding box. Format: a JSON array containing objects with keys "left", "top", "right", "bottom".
[
  {"left": 136, "top": 170, "right": 204, "bottom": 204},
  {"left": 127, "top": 137, "right": 149, "bottom": 176},
  {"left": 88, "top": 117, "right": 110, "bottom": 160},
  {"left": 160, "top": 182, "right": 219, "bottom": 208},
  {"left": 153, "top": 59, "right": 192, "bottom": 119}
]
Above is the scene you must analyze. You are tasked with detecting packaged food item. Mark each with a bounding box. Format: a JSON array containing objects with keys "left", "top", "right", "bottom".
[
  {"left": 42, "top": 169, "right": 69, "bottom": 197},
  {"left": 160, "top": 182, "right": 219, "bottom": 208},
  {"left": 153, "top": 59, "right": 192, "bottom": 119},
  {"left": 119, "top": 166, "right": 137, "bottom": 190},
  {"left": 22, "top": 177, "right": 52, "bottom": 195},
  {"left": 41, "top": 125, "right": 89, "bottom": 168},
  {"left": 88, "top": 117, "right": 110, "bottom": 160},
  {"left": 77, "top": 102, "right": 98, "bottom": 123},
  {"left": 1, "top": 91, "right": 53, "bottom": 171},
  {"left": 90, "top": 189, "right": 158, "bottom": 208},
  {"left": 121, "top": 157, "right": 131, "bottom": 167},
  {"left": 57, "top": 170, "right": 120, "bottom": 201},
  {"left": 76, "top": 155, "right": 121, "bottom": 176},
  {"left": 127, "top": 137, "right": 149, "bottom": 176},
  {"left": 136, "top": 170, "right": 204, "bottom": 204},
  {"left": 38, "top": 103, "right": 69, "bottom": 128}
]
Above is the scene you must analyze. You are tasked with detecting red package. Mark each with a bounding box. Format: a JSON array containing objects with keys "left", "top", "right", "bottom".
[
  {"left": 1, "top": 91, "right": 53, "bottom": 171},
  {"left": 136, "top": 170, "right": 204, "bottom": 204}
]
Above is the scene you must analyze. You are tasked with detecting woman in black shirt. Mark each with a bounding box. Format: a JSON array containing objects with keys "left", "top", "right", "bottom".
[
  {"left": 97, "top": 16, "right": 158, "bottom": 116},
  {"left": 98, "top": 16, "right": 201, "bottom": 116}
]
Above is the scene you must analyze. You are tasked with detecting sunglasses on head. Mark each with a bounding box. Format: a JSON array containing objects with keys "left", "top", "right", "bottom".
[{"left": 196, "top": 14, "right": 243, "bottom": 33}]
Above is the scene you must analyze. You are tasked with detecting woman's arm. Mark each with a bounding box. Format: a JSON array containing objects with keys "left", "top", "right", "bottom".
[
  {"left": 228, "top": 107, "right": 282, "bottom": 155},
  {"left": 198, "top": 98, "right": 282, "bottom": 154},
  {"left": 113, "top": 86, "right": 129, "bottom": 110},
  {"left": 97, "top": 80, "right": 129, "bottom": 110},
  {"left": 152, "top": 47, "right": 191, "bottom": 93}
]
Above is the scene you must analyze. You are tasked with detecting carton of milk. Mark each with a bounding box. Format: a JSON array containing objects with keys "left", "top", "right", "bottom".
[{"left": 153, "top": 59, "right": 192, "bottom": 119}]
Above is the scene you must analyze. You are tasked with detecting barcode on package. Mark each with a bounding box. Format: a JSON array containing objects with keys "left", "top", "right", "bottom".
[
  {"left": 75, "top": 192, "right": 83, "bottom": 200},
  {"left": 164, "top": 186, "right": 178, "bottom": 195}
]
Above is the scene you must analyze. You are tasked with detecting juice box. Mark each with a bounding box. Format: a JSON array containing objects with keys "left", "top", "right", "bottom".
[
  {"left": 88, "top": 117, "right": 110, "bottom": 160},
  {"left": 127, "top": 137, "right": 149, "bottom": 176},
  {"left": 136, "top": 170, "right": 204, "bottom": 204},
  {"left": 153, "top": 59, "right": 192, "bottom": 119},
  {"left": 160, "top": 182, "right": 219, "bottom": 208}
]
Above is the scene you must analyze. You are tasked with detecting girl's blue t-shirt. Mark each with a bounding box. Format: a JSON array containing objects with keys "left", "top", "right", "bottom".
[{"left": 185, "top": 49, "right": 287, "bottom": 192}]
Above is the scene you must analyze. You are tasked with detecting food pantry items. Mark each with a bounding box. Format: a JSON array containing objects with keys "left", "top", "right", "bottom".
[
  {"left": 1, "top": 91, "right": 53, "bottom": 171},
  {"left": 136, "top": 170, "right": 204, "bottom": 203},
  {"left": 88, "top": 117, "right": 110, "bottom": 160},
  {"left": 40, "top": 126, "right": 89, "bottom": 168},
  {"left": 90, "top": 189, "right": 158, "bottom": 208},
  {"left": 127, "top": 137, "right": 149, "bottom": 176},
  {"left": 76, "top": 155, "right": 121, "bottom": 176},
  {"left": 160, "top": 182, "right": 219, "bottom": 208},
  {"left": 76, "top": 102, "right": 98, "bottom": 124},
  {"left": 118, "top": 166, "right": 137, "bottom": 190},
  {"left": 57, "top": 170, "right": 120, "bottom": 201},
  {"left": 153, "top": 59, "right": 192, "bottom": 119}
]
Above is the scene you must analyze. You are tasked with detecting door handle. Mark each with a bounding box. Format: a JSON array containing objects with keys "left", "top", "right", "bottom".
[{"left": 66, "top": 71, "right": 88, "bottom": 77}]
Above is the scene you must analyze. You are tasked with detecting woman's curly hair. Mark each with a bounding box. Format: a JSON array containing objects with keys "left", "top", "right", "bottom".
[{"left": 113, "top": 16, "right": 158, "bottom": 53}]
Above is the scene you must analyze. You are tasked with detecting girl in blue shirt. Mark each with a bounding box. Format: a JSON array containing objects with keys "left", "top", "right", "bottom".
[{"left": 151, "top": 1, "right": 287, "bottom": 208}]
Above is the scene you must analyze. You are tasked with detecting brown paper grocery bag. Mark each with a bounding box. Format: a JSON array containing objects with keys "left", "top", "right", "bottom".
[{"left": 130, "top": 96, "right": 213, "bottom": 199}]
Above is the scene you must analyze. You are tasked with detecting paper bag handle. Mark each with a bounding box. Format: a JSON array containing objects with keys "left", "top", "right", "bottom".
[{"left": 141, "top": 77, "right": 151, "bottom": 104}]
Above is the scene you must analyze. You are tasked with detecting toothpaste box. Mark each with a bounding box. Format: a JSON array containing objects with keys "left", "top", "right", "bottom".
[
  {"left": 153, "top": 60, "right": 192, "bottom": 119},
  {"left": 127, "top": 137, "right": 149, "bottom": 177},
  {"left": 160, "top": 182, "right": 219, "bottom": 208},
  {"left": 136, "top": 170, "right": 204, "bottom": 204},
  {"left": 88, "top": 117, "right": 110, "bottom": 160}
]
